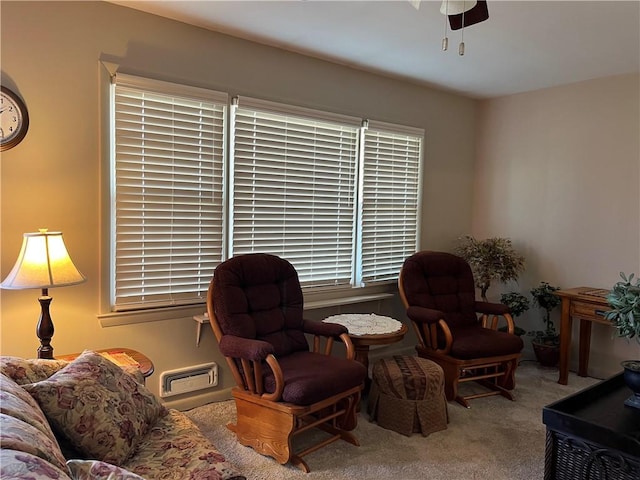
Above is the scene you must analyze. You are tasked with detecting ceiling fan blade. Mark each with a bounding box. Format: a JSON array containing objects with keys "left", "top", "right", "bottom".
[{"left": 448, "top": 0, "right": 489, "bottom": 30}]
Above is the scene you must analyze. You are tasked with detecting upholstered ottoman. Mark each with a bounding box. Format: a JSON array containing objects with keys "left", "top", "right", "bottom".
[{"left": 367, "top": 355, "right": 448, "bottom": 436}]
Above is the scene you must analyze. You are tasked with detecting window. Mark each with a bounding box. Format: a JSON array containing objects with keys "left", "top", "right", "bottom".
[
  {"left": 111, "top": 74, "right": 227, "bottom": 311},
  {"left": 110, "top": 75, "right": 422, "bottom": 313},
  {"left": 359, "top": 121, "right": 422, "bottom": 285},
  {"left": 231, "top": 97, "right": 360, "bottom": 288}
]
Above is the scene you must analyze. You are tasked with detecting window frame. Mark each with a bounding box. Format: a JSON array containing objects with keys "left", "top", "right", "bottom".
[
  {"left": 229, "top": 95, "right": 362, "bottom": 290},
  {"left": 358, "top": 119, "right": 424, "bottom": 286},
  {"left": 109, "top": 73, "right": 228, "bottom": 312},
  {"left": 102, "top": 73, "right": 423, "bottom": 323}
]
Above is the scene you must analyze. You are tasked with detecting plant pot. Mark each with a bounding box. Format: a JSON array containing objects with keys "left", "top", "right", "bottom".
[
  {"left": 532, "top": 337, "right": 560, "bottom": 367},
  {"left": 621, "top": 360, "right": 640, "bottom": 409}
]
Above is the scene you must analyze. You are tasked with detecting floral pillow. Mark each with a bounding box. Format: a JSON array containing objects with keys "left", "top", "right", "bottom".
[
  {"left": 24, "top": 350, "right": 167, "bottom": 465},
  {"left": 66, "top": 459, "right": 145, "bottom": 480},
  {"left": 0, "top": 356, "right": 69, "bottom": 385}
]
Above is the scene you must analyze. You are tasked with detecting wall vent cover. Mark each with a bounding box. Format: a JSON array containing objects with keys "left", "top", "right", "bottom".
[{"left": 159, "top": 362, "right": 218, "bottom": 398}]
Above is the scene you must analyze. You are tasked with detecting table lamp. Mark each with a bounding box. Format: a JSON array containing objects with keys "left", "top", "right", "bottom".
[{"left": 1, "top": 229, "right": 86, "bottom": 359}]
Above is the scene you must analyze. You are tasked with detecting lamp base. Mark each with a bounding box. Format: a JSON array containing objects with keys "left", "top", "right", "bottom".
[{"left": 37, "top": 295, "right": 54, "bottom": 359}]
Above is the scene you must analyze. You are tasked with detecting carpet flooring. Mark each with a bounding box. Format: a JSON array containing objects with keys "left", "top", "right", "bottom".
[{"left": 185, "top": 362, "right": 599, "bottom": 480}]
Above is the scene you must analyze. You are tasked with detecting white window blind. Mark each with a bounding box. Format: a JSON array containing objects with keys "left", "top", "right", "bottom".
[
  {"left": 359, "top": 120, "right": 422, "bottom": 284},
  {"left": 112, "top": 73, "right": 227, "bottom": 310},
  {"left": 231, "top": 97, "right": 360, "bottom": 288}
]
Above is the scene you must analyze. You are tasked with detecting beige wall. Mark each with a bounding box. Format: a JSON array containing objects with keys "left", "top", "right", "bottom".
[
  {"left": 474, "top": 73, "right": 640, "bottom": 377},
  {"left": 0, "top": 1, "right": 475, "bottom": 408},
  {"left": 4, "top": 1, "right": 633, "bottom": 405}
]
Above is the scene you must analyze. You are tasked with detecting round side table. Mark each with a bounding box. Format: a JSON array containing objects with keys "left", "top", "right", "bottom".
[
  {"left": 323, "top": 313, "right": 408, "bottom": 389},
  {"left": 57, "top": 348, "right": 154, "bottom": 379}
]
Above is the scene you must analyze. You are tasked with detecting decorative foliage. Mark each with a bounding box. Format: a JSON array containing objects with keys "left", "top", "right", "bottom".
[
  {"left": 455, "top": 235, "right": 525, "bottom": 301},
  {"left": 500, "top": 292, "right": 530, "bottom": 318},
  {"left": 529, "top": 282, "right": 561, "bottom": 341},
  {"left": 499, "top": 291, "right": 529, "bottom": 336},
  {"left": 605, "top": 272, "right": 640, "bottom": 343}
]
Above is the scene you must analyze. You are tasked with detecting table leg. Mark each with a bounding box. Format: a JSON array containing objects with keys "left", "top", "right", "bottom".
[
  {"left": 578, "top": 319, "right": 592, "bottom": 377},
  {"left": 558, "top": 298, "right": 572, "bottom": 385},
  {"left": 354, "top": 344, "right": 371, "bottom": 392}
]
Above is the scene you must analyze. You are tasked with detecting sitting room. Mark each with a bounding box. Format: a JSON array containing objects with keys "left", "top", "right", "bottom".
[{"left": 1, "top": 1, "right": 639, "bottom": 479}]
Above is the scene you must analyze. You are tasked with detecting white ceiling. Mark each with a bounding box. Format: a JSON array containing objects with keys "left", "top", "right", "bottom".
[{"left": 109, "top": 0, "right": 640, "bottom": 99}]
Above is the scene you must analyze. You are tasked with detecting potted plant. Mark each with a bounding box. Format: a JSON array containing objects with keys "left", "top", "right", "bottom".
[
  {"left": 454, "top": 235, "right": 525, "bottom": 302},
  {"left": 529, "top": 281, "right": 562, "bottom": 367},
  {"left": 499, "top": 291, "right": 529, "bottom": 336},
  {"left": 604, "top": 272, "right": 640, "bottom": 409}
]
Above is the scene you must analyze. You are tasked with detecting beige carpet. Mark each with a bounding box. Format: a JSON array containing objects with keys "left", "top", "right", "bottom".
[{"left": 185, "top": 362, "right": 599, "bottom": 480}]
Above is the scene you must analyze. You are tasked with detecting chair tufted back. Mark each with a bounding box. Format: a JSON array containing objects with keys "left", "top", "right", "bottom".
[
  {"left": 400, "top": 251, "right": 478, "bottom": 329},
  {"left": 212, "top": 253, "right": 309, "bottom": 357}
]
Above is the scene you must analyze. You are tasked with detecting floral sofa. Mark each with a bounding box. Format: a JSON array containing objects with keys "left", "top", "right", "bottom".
[{"left": 0, "top": 351, "right": 245, "bottom": 480}]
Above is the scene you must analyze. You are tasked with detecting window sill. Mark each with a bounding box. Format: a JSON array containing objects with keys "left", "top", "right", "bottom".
[
  {"left": 304, "top": 292, "right": 395, "bottom": 310},
  {"left": 98, "top": 286, "right": 397, "bottom": 327},
  {"left": 98, "top": 304, "right": 207, "bottom": 328}
]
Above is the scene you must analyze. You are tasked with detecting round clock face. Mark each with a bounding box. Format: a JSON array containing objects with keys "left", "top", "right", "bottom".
[{"left": 1, "top": 86, "right": 29, "bottom": 151}]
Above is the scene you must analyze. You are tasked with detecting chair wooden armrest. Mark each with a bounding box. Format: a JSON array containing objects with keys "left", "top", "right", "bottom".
[
  {"left": 226, "top": 352, "right": 284, "bottom": 402},
  {"left": 477, "top": 311, "right": 516, "bottom": 334},
  {"left": 219, "top": 335, "right": 274, "bottom": 361},
  {"left": 412, "top": 318, "right": 454, "bottom": 356},
  {"left": 474, "top": 301, "right": 515, "bottom": 334},
  {"left": 310, "top": 331, "right": 356, "bottom": 360},
  {"left": 406, "top": 305, "right": 446, "bottom": 324},
  {"left": 475, "top": 300, "right": 510, "bottom": 316}
]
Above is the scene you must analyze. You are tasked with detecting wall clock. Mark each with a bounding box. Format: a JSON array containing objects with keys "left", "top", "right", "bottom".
[{"left": 1, "top": 86, "right": 29, "bottom": 151}]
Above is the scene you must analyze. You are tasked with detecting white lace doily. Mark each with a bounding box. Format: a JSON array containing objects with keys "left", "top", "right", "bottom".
[{"left": 322, "top": 313, "right": 403, "bottom": 336}]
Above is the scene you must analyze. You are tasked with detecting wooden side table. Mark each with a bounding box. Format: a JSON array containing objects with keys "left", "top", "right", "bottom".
[
  {"left": 556, "top": 287, "right": 610, "bottom": 385},
  {"left": 57, "top": 348, "right": 154, "bottom": 379},
  {"left": 322, "top": 314, "right": 408, "bottom": 390},
  {"left": 348, "top": 325, "right": 409, "bottom": 371}
]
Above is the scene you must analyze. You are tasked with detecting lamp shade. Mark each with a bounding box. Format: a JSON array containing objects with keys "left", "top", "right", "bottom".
[{"left": 1, "top": 229, "right": 86, "bottom": 290}]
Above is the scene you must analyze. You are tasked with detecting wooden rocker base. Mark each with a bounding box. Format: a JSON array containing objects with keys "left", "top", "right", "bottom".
[
  {"left": 455, "top": 379, "right": 515, "bottom": 408},
  {"left": 229, "top": 385, "right": 361, "bottom": 472},
  {"left": 425, "top": 353, "right": 521, "bottom": 409}
]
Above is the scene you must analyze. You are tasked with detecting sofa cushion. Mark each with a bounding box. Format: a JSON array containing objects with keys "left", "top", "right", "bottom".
[
  {"left": 0, "top": 449, "right": 72, "bottom": 480},
  {"left": 123, "top": 409, "right": 245, "bottom": 480},
  {"left": 0, "top": 374, "right": 60, "bottom": 442},
  {"left": 66, "top": 459, "right": 145, "bottom": 480},
  {"left": 24, "top": 351, "right": 167, "bottom": 465},
  {"left": 0, "top": 374, "right": 67, "bottom": 472},
  {"left": 0, "top": 356, "right": 70, "bottom": 385},
  {"left": 0, "top": 414, "right": 70, "bottom": 473}
]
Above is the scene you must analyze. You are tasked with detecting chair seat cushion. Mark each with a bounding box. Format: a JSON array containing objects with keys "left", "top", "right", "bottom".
[
  {"left": 450, "top": 327, "right": 524, "bottom": 359},
  {"left": 263, "top": 351, "right": 367, "bottom": 405}
]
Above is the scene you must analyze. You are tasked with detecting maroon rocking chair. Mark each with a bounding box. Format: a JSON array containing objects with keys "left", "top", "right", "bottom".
[
  {"left": 398, "top": 251, "right": 524, "bottom": 408},
  {"left": 206, "top": 253, "right": 366, "bottom": 472}
]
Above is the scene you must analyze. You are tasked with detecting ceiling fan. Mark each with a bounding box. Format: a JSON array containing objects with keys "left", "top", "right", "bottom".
[
  {"left": 410, "top": 0, "right": 489, "bottom": 29},
  {"left": 441, "top": 0, "right": 489, "bottom": 30},
  {"left": 410, "top": 0, "right": 489, "bottom": 55}
]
